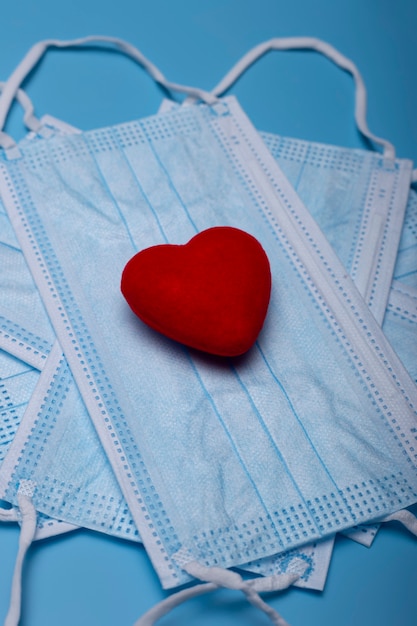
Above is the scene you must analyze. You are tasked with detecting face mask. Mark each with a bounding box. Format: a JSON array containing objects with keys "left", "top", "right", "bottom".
[
  {"left": 160, "top": 42, "right": 416, "bottom": 555},
  {"left": 342, "top": 187, "right": 417, "bottom": 547},
  {"left": 0, "top": 124, "right": 335, "bottom": 611},
  {"left": 0, "top": 43, "right": 305, "bottom": 626},
  {"left": 255, "top": 131, "right": 415, "bottom": 550},
  {"left": 14, "top": 76, "right": 417, "bottom": 605},
  {"left": 0, "top": 84, "right": 335, "bottom": 608},
  {"left": 0, "top": 43, "right": 413, "bottom": 626},
  {"left": 0, "top": 45, "right": 323, "bottom": 622},
  {"left": 1, "top": 36, "right": 417, "bottom": 625},
  {"left": 0, "top": 39, "right": 304, "bottom": 626},
  {"left": 221, "top": 130, "right": 415, "bottom": 555},
  {"left": 204, "top": 40, "right": 416, "bottom": 557}
]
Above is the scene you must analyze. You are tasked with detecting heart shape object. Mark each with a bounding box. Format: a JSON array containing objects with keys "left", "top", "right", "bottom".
[{"left": 121, "top": 226, "right": 271, "bottom": 357}]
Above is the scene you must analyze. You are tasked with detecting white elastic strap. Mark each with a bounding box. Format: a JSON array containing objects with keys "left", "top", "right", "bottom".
[
  {"left": 0, "top": 82, "right": 42, "bottom": 134},
  {"left": 4, "top": 482, "right": 37, "bottom": 626},
  {"left": 0, "top": 35, "right": 217, "bottom": 137},
  {"left": 134, "top": 582, "right": 219, "bottom": 626},
  {"left": 380, "top": 509, "right": 417, "bottom": 535},
  {"left": 0, "top": 81, "right": 44, "bottom": 150},
  {"left": 135, "top": 561, "right": 298, "bottom": 626},
  {"left": 210, "top": 36, "right": 396, "bottom": 159},
  {"left": 185, "top": 561, "right": 296, "bottom": 626}
]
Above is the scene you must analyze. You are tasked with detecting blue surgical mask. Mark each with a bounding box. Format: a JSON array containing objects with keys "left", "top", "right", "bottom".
[
  {"left": 3, "top": 131, "right": 411, "bottom": 570},
  {"left": 0, "top": 85, "right": 333, "bottom": 600},
  {"left": 1, "top": 36, "right": 416, "bottom": 625},
  {"left": 254, "top": 131, "right": 416, "bottom": 553},
  {"left": 0, "top": 134, "right": 335, "bottom": 605},
  {"left": 160, "top": 44, "right": 417, "bottom": 557}
]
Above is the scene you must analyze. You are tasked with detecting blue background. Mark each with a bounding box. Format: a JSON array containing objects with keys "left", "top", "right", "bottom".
[{"left": 0, "top": 1, "right": 416, "bottom": 625}]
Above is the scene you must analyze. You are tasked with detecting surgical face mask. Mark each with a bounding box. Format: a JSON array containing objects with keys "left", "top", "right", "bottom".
[
  {"left": 1, "top": 36, "right": 417, "bottom": 624},
  {"left": 0, "top": 50, "right": 333, "bottom": 606},
  {"left": 209, "top": 44, "right": 416, "bottom": 558},
  {"left": 0, "top": 51, "right": 322, "bottom": 626},
  {"left": 0, "top": 84, "right": 336, "bottom": 603},
  {"left": 251, "top": 129, "right": 416, "bottom": 555},
  {"left": 0, "top": 46, "right": 413, "bottom": 626},
  {"left": 254, "top": 131, "right": 415, "bottom": 552},
  {"left": 160, "top": 50, "right": 417, "bottom": 557},
  {"left": 0, "top": 122, "right": 334, "bottom": 602}
]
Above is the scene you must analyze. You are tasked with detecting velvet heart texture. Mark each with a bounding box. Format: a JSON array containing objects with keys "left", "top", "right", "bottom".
[{"left": 121, "top": 227, "right": 272, "bottom": 356}]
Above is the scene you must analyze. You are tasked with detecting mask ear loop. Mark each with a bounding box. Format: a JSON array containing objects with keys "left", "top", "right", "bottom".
[
  {"left": 3, "top": 480, "right": 37, "bottom": 626},
  {"left": 12, "top": 85, "right": 44, "bottom": 136},
  {"left": 0, "top": 35, "right": 218, "bottom": 143},
  {"left": 134, "top": 551, "right": 305, "bottom": 626},
  {"left": 0, "top": 81, "right": 46, "bottom": 149},
  {"left": 134, "top": 507, "right": 417, "bottom": 626},
  {"left": 134, "top": 570, "right": 298, "bottom": 626},
  {"left": 208, "top": 36, "right": 396, "bottom": 160}
]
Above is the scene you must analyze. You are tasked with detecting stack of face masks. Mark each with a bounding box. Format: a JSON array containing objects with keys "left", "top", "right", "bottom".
[{"left": 0, "top": 35, "right": 416, "bottom": 626}]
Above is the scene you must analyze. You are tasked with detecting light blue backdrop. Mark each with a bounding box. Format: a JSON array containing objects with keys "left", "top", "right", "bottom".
[{"left": 0, "top": 2, "right": 416, "bottom": 625}]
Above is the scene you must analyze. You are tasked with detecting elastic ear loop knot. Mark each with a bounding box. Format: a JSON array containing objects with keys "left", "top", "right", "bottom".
[
  {"left": 134, "top": 560, "right": 301, "bottom": 626},
  {"left": 4, "top": 480, "right": 37, "bottom": 626}
]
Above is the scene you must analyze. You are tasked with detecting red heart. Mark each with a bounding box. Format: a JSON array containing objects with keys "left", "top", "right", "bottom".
[{"left": 121, "top": 226, "right": 271, "bottom": 356}]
